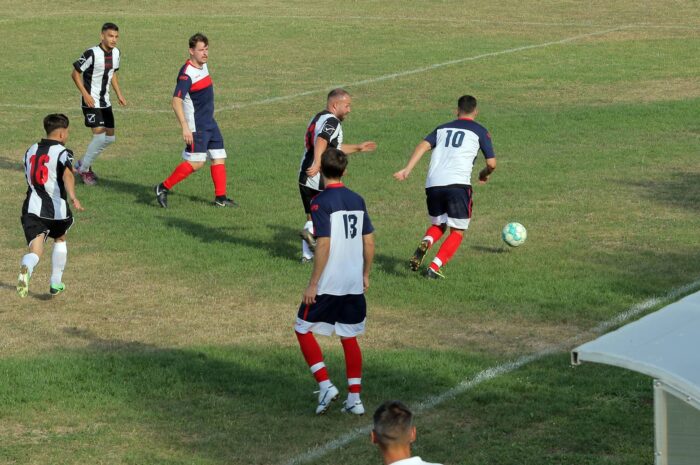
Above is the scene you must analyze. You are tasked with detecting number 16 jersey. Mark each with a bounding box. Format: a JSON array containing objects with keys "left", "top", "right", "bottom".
[
  {"left": 22, "top": 139, "right": 74, "bottom": 220},
  {"left": 310, "top": 183, "right": 374, "bottom": 296}
]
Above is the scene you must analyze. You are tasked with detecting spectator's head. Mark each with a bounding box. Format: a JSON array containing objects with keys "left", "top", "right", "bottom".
[
  {"left": 321, "top": 147, "right": 348, "bottom": 180},
  {"left": 371, "top": 401, "right": 416, "bottom": 455}
]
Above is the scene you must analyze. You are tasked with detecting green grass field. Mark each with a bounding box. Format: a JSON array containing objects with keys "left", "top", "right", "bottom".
[{"left": 1, "top": 1, "right": 699, "bottom": 464}]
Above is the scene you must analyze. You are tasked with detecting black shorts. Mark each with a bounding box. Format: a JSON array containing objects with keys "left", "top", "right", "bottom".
[
  {"left": 299, "top": 184, "right": 322, "bottom": 215},
  {"left": 82, "top": 106, "right": 115, "bottom": 128},
  {"left": 426, "top": 184, "right": 473, "bottom": 229},
  {"left": 295, "top": 294, "right": 367, "bottom": 337},
  {"left": 21, "top": 214, "right": 74, "bottom": 245}
]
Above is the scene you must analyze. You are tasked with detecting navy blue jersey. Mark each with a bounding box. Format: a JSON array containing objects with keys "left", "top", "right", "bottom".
[
  {"left": 424, "top": 118, "right": 495, "bottom": 188},
  {"left": 310, "top": 183, "right": 373, "bottom": 295},
  {"left": 173, "top": 60, "right": 217, "bottom": 132}
]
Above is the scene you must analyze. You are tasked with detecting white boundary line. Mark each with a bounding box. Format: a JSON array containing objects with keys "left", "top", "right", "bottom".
[
  {"left": 0, "top": 25, "right": 631, "bottom": 115},
  {"left": 281, "top": 279, "right": 700, "bottom": 465}
]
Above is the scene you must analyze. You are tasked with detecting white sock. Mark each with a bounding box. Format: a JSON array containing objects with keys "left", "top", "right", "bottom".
[
  {"left": 319, "top": 380, "right": 332, "bottom": 391},
  {"left": 302, "top": 220, "right": 314, "bottom": 259},
  {"left": 21, "top": 253, "right": 40, "bottom": 276},
  {"left": 347, "top": 392, "right": 361, "bottom": 404},
  {"left": 80, "top": 133, "right": 107, "bottom": 171},
  {"left": 51, "top": 242, "right": 68, "bottom": 285}
]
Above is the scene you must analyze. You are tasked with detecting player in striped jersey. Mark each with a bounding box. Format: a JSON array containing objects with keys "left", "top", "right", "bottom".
[
  {"left": 17, "top": 114, "right": 84, "bottom": 298},
  {"left": 295, "top": 148, "right": 375, "bottom": 415},
  {"left": 298, "top": 88, "right": 376, "bottom": 262},
  {"left": 394, "top": 95, "right": 497, "bottom": 279},
  {"left": 71, "top": 22, "right": 127, "bottom": 185}
]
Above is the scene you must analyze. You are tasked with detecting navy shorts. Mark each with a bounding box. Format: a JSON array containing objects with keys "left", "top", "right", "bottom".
[
  {"left": 21, "top": 214, "right": 74, "bottom": 245},
  {"left": 183, "top": 125, "right": 226, "bottom": 162},
  {"left": 425, "top": 184, "right": 473, "bottom": 229},
  {"left": 82, "top": 106, "right": 114, "bottom": 128},
  {"left": 295, "top": 294, "right": 367, "bottom": 337}
]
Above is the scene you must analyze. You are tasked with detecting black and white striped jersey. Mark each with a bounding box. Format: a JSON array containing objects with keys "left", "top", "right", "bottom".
[
  {"left": 298, "top": 110, "right": 343, "bottom": 190},
  {"left": 22, "top": 139, "right": 74, "bottom": 220},
  {"left": 73, "top": 45, "right": 121, "bottom": 108}
]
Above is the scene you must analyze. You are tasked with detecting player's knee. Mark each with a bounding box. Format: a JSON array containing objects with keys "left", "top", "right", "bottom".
[{"left": 189, "top": 161, "right": 205, "bottom": 171}]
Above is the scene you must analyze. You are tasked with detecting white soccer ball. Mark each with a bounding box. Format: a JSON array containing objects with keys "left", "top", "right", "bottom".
[{"left": 502, "top": 222, "right": 527, "bottom": 247}]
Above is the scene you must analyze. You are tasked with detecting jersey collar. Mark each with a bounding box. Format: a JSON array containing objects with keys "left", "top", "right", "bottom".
[
  {"left": 458, "top": 117, "right": 474, "bottom": 121},
  {"left": 39, "top": 138, "right": 62, "bottom": 146},
  {"left": 325, "top": 182, "right": 344, "bottom": 189}
]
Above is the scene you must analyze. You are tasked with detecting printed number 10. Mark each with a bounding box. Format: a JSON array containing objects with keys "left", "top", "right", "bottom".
[{"left": 444, "top": 130, "right": 465, "bottom": 148}]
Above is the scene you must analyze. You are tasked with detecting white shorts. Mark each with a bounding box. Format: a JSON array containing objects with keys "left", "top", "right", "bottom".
[
  {"left": 182, "top": 148, "right": 227, "bottom": 163},
  {"left": 430, "top": 214, "right": 470, "bottom": 230}
]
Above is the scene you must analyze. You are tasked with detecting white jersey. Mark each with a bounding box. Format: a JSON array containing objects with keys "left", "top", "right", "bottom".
[
  {"left": 22, "top": 139, "right": 74, "bottom": 220},
  {"left": 73, "top": 45, "right": 121, "bottom": 108},
  {"left": 310, "top": 184, "right": 373, "bottom": 296},
  {"left": 391, "top": 457, "right": 442, "bottom": 465},
  {"left": 423, "top": 118, "right": 495, "bottom": 188}
]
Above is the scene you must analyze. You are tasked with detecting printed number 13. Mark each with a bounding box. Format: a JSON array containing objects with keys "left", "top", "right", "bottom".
[{"left": 343, "top": 214, "right": 358, "bottom": 239}]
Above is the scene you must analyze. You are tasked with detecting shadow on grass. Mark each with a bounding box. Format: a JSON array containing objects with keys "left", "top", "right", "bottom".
[
  {"left": 471, "top": 245, "right": 509, "bottom": 254},
  {"left": 0, "top": 156, "right": 22, "bottom": 173},
  {"left": 97, "top": 176, "right": 211, "bottom": 208},
  {"left": 0, "top": 327, "right": 486, "bottom": 464},
  {"left": 628, "top": 172, "right": 700, "bottom": 213}
]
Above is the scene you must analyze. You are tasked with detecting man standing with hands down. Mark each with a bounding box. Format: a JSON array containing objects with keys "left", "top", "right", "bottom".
[{"left": 294, "top": 148, "right": 375, "bottom": 416}]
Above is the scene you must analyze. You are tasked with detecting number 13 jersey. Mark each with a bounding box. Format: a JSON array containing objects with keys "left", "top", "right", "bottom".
[
  {"left": 310, "top": 183, "right": 374, "bottom": 296},
  {"left": 22, "top": 139, "right": 74, "bottom": 220}
]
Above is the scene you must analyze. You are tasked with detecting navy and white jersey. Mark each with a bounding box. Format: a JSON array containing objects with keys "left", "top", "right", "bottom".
[
  {"left": 22, "top": 139, "right": 74, "bottom": 220},
  {"left": 311, "top": 183, "right": 373, "bottom": 296},
  {"left": 423, "top": 118, "right": 495, "bottom": 188},
  {"left": 73, "top": 45, "right": 121, "bottom": 108},
  {"left": 299, "top": 111, "right": 343, "bottom": 190},
  {"left": 173, "top": 60, "right": 217, "bottom": 132}
]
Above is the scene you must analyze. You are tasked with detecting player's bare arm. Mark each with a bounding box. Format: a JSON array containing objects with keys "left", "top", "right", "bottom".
[
  {"left": 393, "top": 140, "right": 432, "bottom": 181},
  {"left": 303, "top": 237, "right": 330, "bottom": 304},
  {"left": 306, "top": 136, "right": 328, "bottom": 178},
  {"left": 362, "top": 233, "right": 375, "bottom": 292},
  {"left": 111, "top": 72, "right": 127, "bottom": 106},
  {"left": 341, "top": 141, "right": 377, "bottom": 155},
  {"left": 62, "top": 167, "right": 84, "bottom": 211},
  {"left": 171, "top": 96, "right": 193, "bottom": 146},
  {"left": 71, "top": 69, "right": 95, "bottom": 108},
  {"left": 478, "top": 158, "right": 497, "bottom": 184}
]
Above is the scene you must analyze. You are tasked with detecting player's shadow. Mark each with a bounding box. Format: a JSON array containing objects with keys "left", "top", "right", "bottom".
[
  {"left": 161, "top": 217, "right": 299, "bottom": 261},
  {"left": 627, "top": 172, "right": 700, "bottom": 213},
  {"left": 471, "top": 245, "right": 509, "bottom": 254},
  {"left": 0, "top": 280, "right": 53, "bottom": 301},
  {"left": 97, "top": 176, "right": 210, "bottom": 207},
  {"left": 0, "top": 157, "right": 23, "bottom": 173}
]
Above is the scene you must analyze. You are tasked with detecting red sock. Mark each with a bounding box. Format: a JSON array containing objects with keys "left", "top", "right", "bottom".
[
  {"left": 430, "top": 231, "right": 463, "bottom": 271},
  {"left": 210, "top": 164, "right": 227, "bottom": 197},
  {"left": 162, "top": 162, "right": 194, "bottom": 190},
  {"left": 424, "top": 224, "right": 446, "bottom": 246},
  {"left": 341, "top": 337, "right": 362, "bottom": 393},
  {"left": 295, "top": 331, "right": 329, "bottom": 383}
]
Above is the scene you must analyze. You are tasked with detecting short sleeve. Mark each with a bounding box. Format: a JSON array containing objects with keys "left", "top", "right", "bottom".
[
  {"left": 73, "top": 49, "right": 93, "bottom": 73},
  {"left": 173, "top": 73, "right": 192, "bottom": 99},
  {"left": 424, "top": 128, "right": 438, "bottom": 148},
  {"left": 59, "top": 149, "right": 74, "bottom": 170},
  {"left": 310, "top": 200, "right": 331, "bottom": 237},
  {"left": 361, "top": 199, "right": 374, "bottom": 235},
  {"left": 317, "top": 117, "right": 340, "bottom": 142},
  {"left": 479, "top": 129, "right": 495, "bottom": 159},
  {"left": 114, "top": 49, "right": 121, "bottom": 71}
]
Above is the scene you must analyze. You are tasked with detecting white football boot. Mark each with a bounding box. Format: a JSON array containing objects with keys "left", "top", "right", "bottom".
[
  {"left": 315, "top": 384, "right": 339, "bottom": 415},
  {"left": 341, "top": 399, "right": 365, "bottom": 416}
]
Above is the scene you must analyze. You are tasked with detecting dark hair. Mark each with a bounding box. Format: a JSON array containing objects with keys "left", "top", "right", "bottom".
[
  {"left": 189, "top": 33, "right": 209, "bottom": 49},
  {"left": 373, "top": 401, "right": 414, "bottom": 446},
  {"left": 321, "top": 147, "right": 348, "bottom": 179},
  {"left": 327, "top": 88, "right": 350, "bottom": 102},
  {"left": 43, "top": 114, "right": 70, "bottom": 135},
  {"left": 102, "top": 22, "right": 119, "bottom": 32},
  {"left": 457, "top": 95, "right": 477, "bottom": 114}
]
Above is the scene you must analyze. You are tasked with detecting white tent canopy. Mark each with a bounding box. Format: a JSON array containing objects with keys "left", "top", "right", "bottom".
[{"left": 572, "top": 290, "right": 700, "bottom": 465}]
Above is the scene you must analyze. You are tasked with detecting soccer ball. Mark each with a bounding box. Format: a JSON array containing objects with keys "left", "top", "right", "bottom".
[{"left": 502, "top": 222, "right": 527, "bottom": 247}]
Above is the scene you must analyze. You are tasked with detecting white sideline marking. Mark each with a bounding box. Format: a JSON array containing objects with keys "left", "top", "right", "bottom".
[
  {"left": 0, "top": 25, "right": 631, "bottom": 115},
  {"left": 281, "top": 278, "right": 700, "bottom": 465}
]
